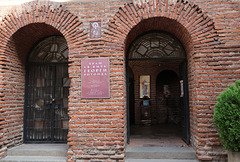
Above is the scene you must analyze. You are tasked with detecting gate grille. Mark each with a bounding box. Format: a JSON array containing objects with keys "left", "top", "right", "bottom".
[{"left": 24, "top": 36, "right": 69, "bottom": 143}]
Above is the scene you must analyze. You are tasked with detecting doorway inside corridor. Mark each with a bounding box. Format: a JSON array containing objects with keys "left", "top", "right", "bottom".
[{"left": 127, "top": 32, "right": 190, "bottom": 146}]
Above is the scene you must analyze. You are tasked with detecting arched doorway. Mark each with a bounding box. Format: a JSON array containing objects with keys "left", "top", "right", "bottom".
[
  {"left": 24, "top": 36, "right": 69, "bottom": 143},
  {"left": 127, "top": 31, "right": 190, "bottom": 145}
]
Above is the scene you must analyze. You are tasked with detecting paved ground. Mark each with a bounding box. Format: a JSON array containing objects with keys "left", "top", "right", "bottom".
[
  {"left": 126, "top": 125, "right": 198, "bottom": 161},
  {"left": 129, "top": 124, "right": 189, "bottom": 147}
]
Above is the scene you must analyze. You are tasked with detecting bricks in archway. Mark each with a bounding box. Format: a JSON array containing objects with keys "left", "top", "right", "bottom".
[
  {"left": 0, "top": 1, "right": 86, "bottom": 159},
  {"left": 104, "top": 0, "right": 221, "bottom": 161},
  {"left": 0, "top": 0, "right": 224, "bottom": 161},
  {"left": 0, "top": 1, "right": 85, "bottom": 55},
  {"left": 105, "top": 0, "right": 219, "bottom": 52}
]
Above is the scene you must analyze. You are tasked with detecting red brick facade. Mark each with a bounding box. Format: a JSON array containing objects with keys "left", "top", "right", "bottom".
[{"left": 0, "top": 0, "right": 239, "bottom": 161}]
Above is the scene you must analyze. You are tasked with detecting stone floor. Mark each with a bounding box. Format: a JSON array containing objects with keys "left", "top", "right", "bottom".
[
  {"left": 0, "top": 144, "right": 68, "bottom": 162},
  {"left": 128, "top": 124, "right": 188, "bottom": 147}
]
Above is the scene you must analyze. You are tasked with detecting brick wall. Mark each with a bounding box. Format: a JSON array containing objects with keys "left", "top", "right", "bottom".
[
  {"left": 0, "top": 38, "right": 25, "bottom": 158},
  {"left": 0, "top": 1, "right": 87, "bottom": 160},
  {"left": 0, "top": 0, "right": 239, "bottom": 161}
]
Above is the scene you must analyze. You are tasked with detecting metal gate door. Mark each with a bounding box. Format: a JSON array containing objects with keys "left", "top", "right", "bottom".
[
  {"left": 179, "top": 61, "right": 190, "bottom": 144},
  {"left": 24, "top": 63, "right": 69, "bottom": 143}
]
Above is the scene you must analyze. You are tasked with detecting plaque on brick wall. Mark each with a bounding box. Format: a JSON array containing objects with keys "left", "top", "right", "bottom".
[
  {"left": 90, "top": 21, "right": 101, "bottom": 39},
  {"left": 81, "top": 58, "right": 109, "bottom": 98}
]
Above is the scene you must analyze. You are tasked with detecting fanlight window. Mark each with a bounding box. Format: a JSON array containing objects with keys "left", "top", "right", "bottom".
[
  {"left": 28, "top": 36, "right": 68, "bottom": 63},
  {"left": 128, "top": 32, "right": 185, "bottom": 59}
]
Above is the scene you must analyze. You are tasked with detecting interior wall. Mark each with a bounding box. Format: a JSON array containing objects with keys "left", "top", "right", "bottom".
[
  {"left": 0, "top": 38, "right": 25, "bottom": 153},
  {"left": 128, "top": 60, "right": 181, "bottom": 125}
]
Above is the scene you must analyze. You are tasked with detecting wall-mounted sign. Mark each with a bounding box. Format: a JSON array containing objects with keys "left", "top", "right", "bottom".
[
  {"left": 81, "top": 58, "right": 109, "bottom": 98},
  {"left": 90, "top": 21, "right": 101, "bottom": 39},
  {"left": 140, "top": 75, "right": 150, "bottom": 98}
]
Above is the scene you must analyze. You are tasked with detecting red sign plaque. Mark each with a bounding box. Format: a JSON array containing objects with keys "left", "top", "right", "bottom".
[{"left": 81, "top": 58, "right": 109, "bottom": 98}]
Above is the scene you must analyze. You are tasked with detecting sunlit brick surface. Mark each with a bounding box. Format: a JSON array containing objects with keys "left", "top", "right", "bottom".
[{"left": 0, "top": 0, "right": 239, "bottom": 161}]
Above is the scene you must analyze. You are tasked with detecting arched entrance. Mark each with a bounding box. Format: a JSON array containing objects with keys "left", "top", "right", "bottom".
[
  {"left": 127, "top": 31, "right": 190, "bottom": 145},
  {"left": 0, "top": 1, "right": 85, "bottom": 159},
  {"left": 24, "top": 36, "right": 69, "bottom": 143}
]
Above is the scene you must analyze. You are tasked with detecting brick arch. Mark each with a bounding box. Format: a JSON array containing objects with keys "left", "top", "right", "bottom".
[
  {"left": 105, "top": 0, "right": 219, "bottom": 56},
  {"left": 0, "top": 1, "right": 86, "bottom": 158},
  {"left": 0, "top": 1, "right": 86, "bottom": 61},
  {"left": 105, "top": 0, "right": 221, "bottom": 161}
]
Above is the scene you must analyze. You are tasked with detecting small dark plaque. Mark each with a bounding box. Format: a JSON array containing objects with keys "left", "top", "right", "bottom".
[{"left": 90, "top": 21, "right": 101, "bottom": 39}]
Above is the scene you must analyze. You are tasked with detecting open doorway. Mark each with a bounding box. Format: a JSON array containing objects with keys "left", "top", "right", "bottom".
[{"left": 127, "top": 32, "right": 190, "bottom": 147}]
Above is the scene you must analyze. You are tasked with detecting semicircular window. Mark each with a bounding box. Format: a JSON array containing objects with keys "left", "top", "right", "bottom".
[
  {"left": 128, "top": 32, "right": 185, "bottom": 60},
  {"left": 28, "top": 36, "right": 68, "bottom": 63}
]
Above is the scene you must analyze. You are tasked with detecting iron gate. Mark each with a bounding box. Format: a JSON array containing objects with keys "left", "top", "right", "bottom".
[{"left": 24, "top": 63, "right": 69, "bottom": 142}]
